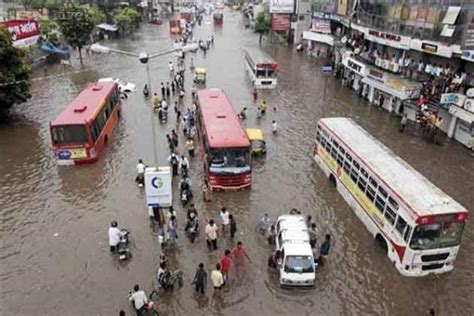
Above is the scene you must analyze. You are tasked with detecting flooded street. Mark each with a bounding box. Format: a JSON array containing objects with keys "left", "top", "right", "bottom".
[{"left": 1, "top": 10, "right": 473, "bottom": 316}]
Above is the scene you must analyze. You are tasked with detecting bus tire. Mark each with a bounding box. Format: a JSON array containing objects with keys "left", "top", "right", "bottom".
[
  {"left": 117, "top": 110, "right": 121, "bottom": 118},
  {"left": 104, "top": 135, "right": 108, "bottom": 145},
  {"left": 375, "top": 234, "right": 388, "bottom": 251},
  {"left": 329, "top": 174, "right": 336, "bottom": 187}
]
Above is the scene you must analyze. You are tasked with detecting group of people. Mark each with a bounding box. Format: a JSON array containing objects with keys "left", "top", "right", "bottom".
[{"left": 192, "top": 241, "right": 252, "bottom": 295}]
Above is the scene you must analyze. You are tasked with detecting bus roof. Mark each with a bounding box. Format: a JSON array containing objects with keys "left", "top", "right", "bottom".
[
  {"left": 319, "top": 117, "right": 468, "bottom": 218},
  {"left": 197, "top": 89, "right": 250, "bottom": 148},
  {"left": 244, "top": 47, "right": 277, "bottom": 67},
  {"left": 51, "top": 82, "right": 116, "bottom": 126}
]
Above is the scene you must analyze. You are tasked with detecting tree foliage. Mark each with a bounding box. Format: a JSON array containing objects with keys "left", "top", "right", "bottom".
[
  {"left": 56, "top": 1, "right": 94, "bottom": 65},
  {"left": 113, "top": 7, "right": 140, "bottom": 34},
  {"left": 253, "top": 12, "right": 270, "bottom": 45},
  {"left": 0, "top": 27, "right": 31, "bottom": 114},
  {"left": 84, "top": 4, "right": 106, "bottom": 26}
]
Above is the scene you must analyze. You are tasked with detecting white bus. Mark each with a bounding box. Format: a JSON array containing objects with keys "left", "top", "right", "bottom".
[
  {"left": 244, "top": 48, "right": 278, "bottom": 89},
  {"left": 313, "top": 117, "right": 469, "bottom": 277}
]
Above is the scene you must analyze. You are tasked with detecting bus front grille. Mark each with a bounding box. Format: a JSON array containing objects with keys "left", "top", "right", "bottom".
[
  {"left": 421, "top": 253, "right": 449, "bottom": 262},
  {"left": 421, "top": 263, "right": 444, "bottom": 271}
]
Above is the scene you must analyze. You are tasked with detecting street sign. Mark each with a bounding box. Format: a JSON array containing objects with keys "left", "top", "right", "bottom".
[
  {"left": 322, "top": 66, "right": 333, "bottom": 75},
  {"left": 144, "top": 167, "right": 172, "bottom": 207}
]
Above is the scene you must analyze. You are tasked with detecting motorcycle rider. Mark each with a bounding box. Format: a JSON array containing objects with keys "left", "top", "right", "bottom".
[
  {"left": 185, "top": 204, "right": 199, "bottom": 231},
  {"left": 168, "top": 152, "right": 179, "bottom": 176},
  {"left": 180, "top": 176, "right": 192, "bottom": 199},
  {"left": 108, "top": 220, "right": 122, "bottom": 252},
  {"left": 179, "top": 155, "right": 189, "bottom": 176},
  {"left": 135, "top": 159, "right": 146, "bottom": 187},
  {"left": 157, "top": 262, "right": 170, "bottom": 290}
]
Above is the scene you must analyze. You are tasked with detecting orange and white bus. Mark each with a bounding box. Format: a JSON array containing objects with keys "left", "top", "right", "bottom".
[
  {"left": 196, "top": 89, "right": 252, "bottom": 191},
  {"left": 244, "top": 48, "right": 278, "bottom": 89},
  {"left": 313, "top": 117, "right": 469, "bottom": 277},
  {"left": 50, "top": 82, "right": 121, "bottom": 165}
]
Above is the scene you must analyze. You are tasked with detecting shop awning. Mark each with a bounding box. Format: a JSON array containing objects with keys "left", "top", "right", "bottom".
[
  {"left": 361, "top": 77, "right": 414, "bottom": 100},
  {"left": 303, "top": 31, "right": 334, "bottom": 46},
  {"left": 97, "top": 23, "right": 118, "bottom": 32}
]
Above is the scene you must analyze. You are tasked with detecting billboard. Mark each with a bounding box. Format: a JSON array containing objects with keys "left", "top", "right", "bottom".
[
  {"left": 270, "top": 0, "right": 294, "bottom": 14},
  {"left": 0, "top": 19, "right": 40, "bottom": 48},
  {"left": 144, "top": 167, "right": 172, "bottom": 208},
  {"left": 272, "top": 14, "right": 291, "bottom": 31}
]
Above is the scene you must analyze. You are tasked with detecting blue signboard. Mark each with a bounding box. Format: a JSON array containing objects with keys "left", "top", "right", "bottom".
[{"left": 322, "top": 66, "right": 333, "bottom": 74}]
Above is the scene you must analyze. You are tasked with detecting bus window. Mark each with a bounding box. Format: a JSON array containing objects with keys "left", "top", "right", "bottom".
[
  {"left": 330, "top": 145, "right": 337, "bottom": 159},
  {"left": 357, "top": 175, "right": 367, "bottom": 193},
  {"left": 340, "top": 146, "right": 346, "bottom": 156},
  {"left": 395, "top": 216, "right": 408, "bottom": 237},
  {"left": 316, "top": 131, "right": 321, "bottom": 142},
  {"left": 384, "top": 205, "right": 397, "bottom": 225},
  {"left": 52, "top": 125, "right": 89, "bottom": 144},
  {"left": 336, "top": 153, "right": 344, "bottom": 167},
  {"left": 388, "top": 197, "right": 399, "bottom": 210},
  {"left": 375, "top": 195, "right": 386, "bottom": 213},
  {"left": 350, "top": 167, "right": 358, "bottom": 183},
  {"left": 378, "top": 186, "right": 388, "bottom": 199},
  {"left": 366, "top": 185, "right": 376, "bottom": 202},
  {"left": 369, "top": 176, "right": 377, "bottom": 189},
  {"left": 256, "top": 69, "right": 266, "bottom": 77},
  {"left": 343, "top": 159, "right": 351, "bottom": 174}
]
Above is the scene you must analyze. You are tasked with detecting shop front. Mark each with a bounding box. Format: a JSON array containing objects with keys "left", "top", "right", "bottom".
[
  {"left": 361, "top": 75, "right": 420, "bottom": 113},
  {"left": 341, "top": 52, "right": 366, "bottom": 92}
]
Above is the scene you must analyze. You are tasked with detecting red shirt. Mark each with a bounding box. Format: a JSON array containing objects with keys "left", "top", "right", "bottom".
[{"left": 220, "top": 255, "right": 231, "bottom": 275}]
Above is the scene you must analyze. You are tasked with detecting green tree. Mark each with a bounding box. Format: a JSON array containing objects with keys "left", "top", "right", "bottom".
[
  {"left": 0, "top": 27, "right": 31, "bottom": 116},
  {"left": 84, "top": 4, "right": 106, "bottom": 26},
  {"left": 56, "top": 1, "right": 94, "bottom": 65},
  {"left": 113, "top": 7, "right": 140, "bottom": 35},
  {"left": 253, "top": 12, "right": 270, "bottom": 45}
]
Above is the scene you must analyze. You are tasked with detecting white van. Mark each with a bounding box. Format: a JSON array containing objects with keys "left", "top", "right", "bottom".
[
  {"left": 276, "top": 215, "right": 307, "bottom": 233},
  {"left": 279, "top": 242, "right": 316, "bottom": 287},
  {"left": 275, "top": 229, "right": 310, "bottom": 250}
]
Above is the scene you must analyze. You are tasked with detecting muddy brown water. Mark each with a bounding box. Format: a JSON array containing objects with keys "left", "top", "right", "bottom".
[{"left": 1, "top": 10, "right": 473, "bottom": 316}]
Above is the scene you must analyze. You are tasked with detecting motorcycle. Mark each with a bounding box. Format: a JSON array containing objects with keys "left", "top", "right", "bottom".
[
  {"left": 158, "top": 108, "right": 168, "bottom": 123},
  {"left": 296, "top": 43, "right": 303, "bottom": 52},
  {"left": 135, "top": 173, "right": 145, "bottom": 187},
  {"left": 117, "top": 229, "right": 131, "bottom": 260},
  {"left": 181, "top": 188, "right": 193, "bottom": 206},
  {"left": 186, "top": 217, "right": 198, "bottom": 243}
]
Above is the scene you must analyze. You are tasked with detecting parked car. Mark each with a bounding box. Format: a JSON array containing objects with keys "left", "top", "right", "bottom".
[{"left": 98, "top": 77, "right": 136, "bottom": 93}]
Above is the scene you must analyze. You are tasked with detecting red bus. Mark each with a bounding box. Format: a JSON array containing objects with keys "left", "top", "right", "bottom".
[
  {"left": 196, "top": 89, "right": 252, "bottom": 191},
  {"left": 50, "top": 82, "right": 121, "bottom": 165},
  {"left": 213, "top": 10, "right": 223, "bottom": 26}
]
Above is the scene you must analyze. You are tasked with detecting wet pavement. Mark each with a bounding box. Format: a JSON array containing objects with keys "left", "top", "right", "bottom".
[{"left": 1, "top": 9, "right": 473, "bottom": 316}]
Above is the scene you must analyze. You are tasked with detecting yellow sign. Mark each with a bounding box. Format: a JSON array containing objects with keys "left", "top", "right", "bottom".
[
  {"left": 386, "top": 78, "right": 406, "bottom": 92},
  {"left": 69, "top": 148, "right": 87, "bottom": 159}
]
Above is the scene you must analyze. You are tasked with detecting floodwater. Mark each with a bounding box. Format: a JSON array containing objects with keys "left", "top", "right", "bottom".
[{"left": 1, "top": 9, "right": 473, "bottom": 316}]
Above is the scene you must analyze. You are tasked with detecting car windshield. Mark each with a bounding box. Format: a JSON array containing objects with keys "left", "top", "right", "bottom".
[
  {"left": 410, "top": 221, "right": 465, "bottom": 250},
  {"left": 251, "top": 140, "right": 264, "bottom": 150},
  {"left": 208, "top": 148, "right": 251, "bottom": 174},
  {"left": 52, "top": 125, "right": 89, "bottom": 144},
  {"left": 284, "top": 255, "right": 314, "bottom": 273}
]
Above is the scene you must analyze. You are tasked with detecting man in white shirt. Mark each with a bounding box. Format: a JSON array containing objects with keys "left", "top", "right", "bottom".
[
  {"left": 180, "top": 155, "right": 189, "bottom": 175},
  {"left": 129, "top": 284, "right": 148, "bottom": 315},
  {"left": 136, "top": 159, "right": 146, "bottom": 187},
  {"left": 220, "top": 207, "right": 230, "bottom": 234},
  {"left": 205, "top": 219, "right": 218, "bottom": 250},
  {"left": 108, "top": 220, "right": 122, "bottom": 252},
  {"left": 168, "top": 61, "right": 174, "bottom": 73},
  {"left": 211, "top": 263, "right": 224, "bottom": 290}
]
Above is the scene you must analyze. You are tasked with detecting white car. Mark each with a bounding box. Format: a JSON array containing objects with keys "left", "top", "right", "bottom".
[{"left": 98, "top": 77, "right": 136, "bottom": 93}]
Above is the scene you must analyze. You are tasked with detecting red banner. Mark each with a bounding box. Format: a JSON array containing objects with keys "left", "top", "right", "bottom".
[
  {"left": 272, "top": 14, "right": 291, "bottom": 31},
  {"left": 0, "top": 19, "right": 40, "bottom": 48},
  {"left": 1, "top": 19, "right": 40, "bottom": 41}
]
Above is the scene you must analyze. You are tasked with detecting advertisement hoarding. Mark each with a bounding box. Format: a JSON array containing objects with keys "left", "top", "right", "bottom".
[
  {"left": 272, "top": 14, "right": 291, "bottom": 31},
  {"left": 270, "top": 0, "right": 294, "bottom": 14},
  {"left": 144, "top": 167, "right": 172, "bottom": 208},
  {"left": 0, "top": 19, "right": 40, "bottom": 48}
]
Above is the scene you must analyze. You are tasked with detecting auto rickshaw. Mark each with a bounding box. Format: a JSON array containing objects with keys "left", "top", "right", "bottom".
[
  {"left": 246, "top": 128, "right": 266, "bottom": 156},
  {"left": 193, "top": 67, "right": 206, "bottom": 84}
]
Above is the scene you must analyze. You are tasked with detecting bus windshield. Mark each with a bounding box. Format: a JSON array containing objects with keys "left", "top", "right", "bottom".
[
  {"left": 284, "top": 256, "right": 314, "bottom": 273},
  {"left": 410, "top": 221, "right": 465, "bottom": 250},
  {"left": 52, "top": 125, "right": 89, "bottom": 144},
  {"left": 208, "top": 148, "right": 250, "bottom": 174}
]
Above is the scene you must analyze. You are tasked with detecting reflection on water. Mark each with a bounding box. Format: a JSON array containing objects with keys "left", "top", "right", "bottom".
[{"left": 1, "top": 9, "right": 473, "bottom": 316}]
